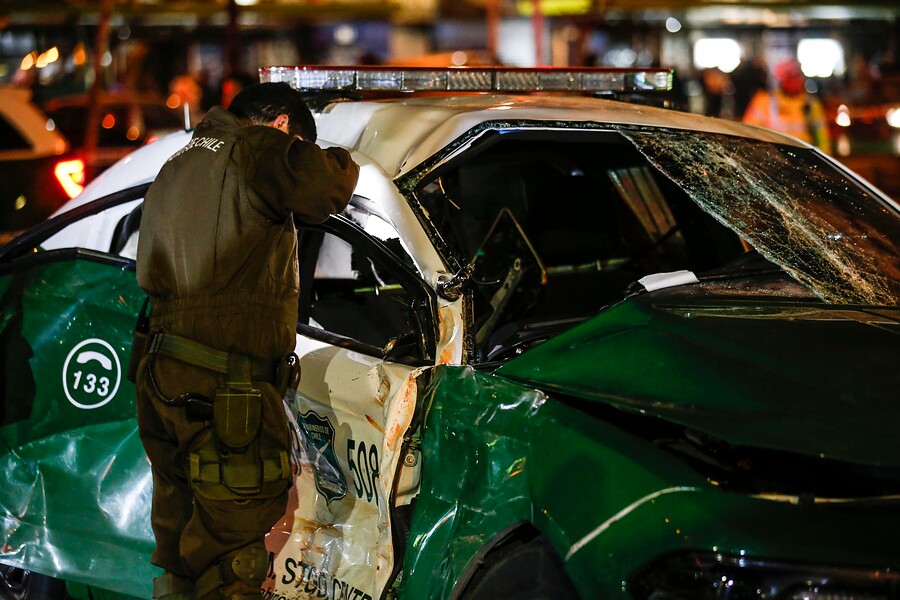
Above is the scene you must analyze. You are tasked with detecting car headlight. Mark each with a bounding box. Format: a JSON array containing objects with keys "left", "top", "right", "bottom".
[{"left": 629, "top": 551, "right": 899, "bottom": 599}]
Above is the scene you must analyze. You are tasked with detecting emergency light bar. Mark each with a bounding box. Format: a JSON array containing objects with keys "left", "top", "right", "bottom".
[{"left": 259, "top": 66, "right": 672, "bottom": 94}]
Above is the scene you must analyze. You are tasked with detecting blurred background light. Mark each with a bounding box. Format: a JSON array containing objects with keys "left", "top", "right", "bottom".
[
  {"left": 450, "top": 50, "right": 468, "bottom": 66},
  {"left": 334, "top": 24, "right": 358, "bottom": 46},
  {"left": 693, "top": 38, "right": 741, "bottom": 73},
  {"left": 20, "top": 51, "right": 37, "bottom": 71},
  {"left": 836, "top": 105, "right": 851, "bottom": 127},
  {"left": 35, "top": 46, "right": 58, "bottom": 68},
  {"left": 887, "top": 108, "right": 900, "bottom": 129},
  {"left": 798, "top": 38, "right": 845, "bottom": 78}
]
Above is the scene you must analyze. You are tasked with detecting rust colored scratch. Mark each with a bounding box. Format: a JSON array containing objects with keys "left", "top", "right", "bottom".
[{"left": 366, "top": 414, "right": 385, "bottom": 433}]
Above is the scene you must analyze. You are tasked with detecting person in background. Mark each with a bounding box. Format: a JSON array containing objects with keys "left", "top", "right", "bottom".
[
  {"left": 742, "top": 58, "right": 831, "bottom": 154},
  {"left": 134, "top": 82, "right": 359, "bottom": 600},
  {"left": 700, "top": 67, "right": 729, "bottom": 118},
  {"left": 731, "top": 56, "right": 769, "bottom": 119}
]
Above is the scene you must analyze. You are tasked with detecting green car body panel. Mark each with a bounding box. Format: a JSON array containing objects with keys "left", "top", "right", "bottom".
[
  {"left": 0, "top": 254, "right": 156, "bottom": 598},
  {"left": 400, "top": 288, "right": 900, "bottom": 597},
  {"left": 497, "top": 288, "right": 900, "bottom": 466}
]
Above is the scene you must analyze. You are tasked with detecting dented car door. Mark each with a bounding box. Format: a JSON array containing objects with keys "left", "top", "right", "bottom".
[{"left": 267, "top": 207, "right": 438, "bottom": 600}]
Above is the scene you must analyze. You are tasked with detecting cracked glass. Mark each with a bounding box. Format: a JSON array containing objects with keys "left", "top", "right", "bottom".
[{"left": 619, "top": 128, "right": 900, "bottom": 305}]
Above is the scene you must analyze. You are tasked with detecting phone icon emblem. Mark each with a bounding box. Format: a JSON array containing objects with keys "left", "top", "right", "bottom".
[
  {"left": 62, "top": 338, "right": 122, "bottom": 409},
  {"left": 75, "top": 351, "right": 113, "bottom": 371}
]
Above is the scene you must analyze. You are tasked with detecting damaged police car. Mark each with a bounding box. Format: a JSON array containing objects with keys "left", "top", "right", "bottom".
[{"left": 0, "top": 66, "right": 898, "bottom": 600}]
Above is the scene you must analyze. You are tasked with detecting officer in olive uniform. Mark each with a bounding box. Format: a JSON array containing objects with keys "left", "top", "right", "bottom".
[{"left": 134, "top": 83, "right": 360, "bottom": 600}]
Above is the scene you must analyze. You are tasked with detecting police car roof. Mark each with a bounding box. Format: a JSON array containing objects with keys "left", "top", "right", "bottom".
[{"left": 314, "top": 93, "right": 804, "bottom": 179}]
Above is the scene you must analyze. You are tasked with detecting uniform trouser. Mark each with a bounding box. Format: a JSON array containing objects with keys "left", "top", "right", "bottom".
[{"left": 135, "top": 351, "right": 292, "bottom": 584}]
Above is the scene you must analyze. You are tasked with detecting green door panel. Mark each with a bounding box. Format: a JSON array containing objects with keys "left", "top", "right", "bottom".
[{"left": 0, "top": 254, "right": 156, "bottom": 598}]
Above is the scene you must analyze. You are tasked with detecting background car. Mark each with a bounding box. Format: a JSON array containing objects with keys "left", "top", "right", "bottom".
[
  {"left": 43, "top": 92, "right": 185, "bottom": 181},
  {"left": 0, "top": 67, "right": 898, "bottom": 600},
  {"left": 0, "top": 87, "right": 85, "bottom": 241}
]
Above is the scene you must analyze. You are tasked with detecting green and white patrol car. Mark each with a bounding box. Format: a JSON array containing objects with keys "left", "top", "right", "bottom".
[{"left": 0, "top": 66, "right": 898, "bottom": 600}]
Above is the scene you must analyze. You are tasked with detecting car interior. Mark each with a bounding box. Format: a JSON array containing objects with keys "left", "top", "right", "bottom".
[
  {"left": 283, "top": 129, "right": 752, "bottom": 367},
  {"left": 296, "top": 205, "right": 436, "bottom": 364},
  {"left": 415, "top": 129, "right": 748, "bottom": 362}
]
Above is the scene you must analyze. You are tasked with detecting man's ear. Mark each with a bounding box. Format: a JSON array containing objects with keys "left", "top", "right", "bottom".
[{"left": 272, "top": 113, "right": 290, "bottom": 133}]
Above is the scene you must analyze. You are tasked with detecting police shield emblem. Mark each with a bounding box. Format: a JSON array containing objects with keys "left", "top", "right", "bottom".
[{"left": 297, "top": 410, "right": 348, "bottom": 504}]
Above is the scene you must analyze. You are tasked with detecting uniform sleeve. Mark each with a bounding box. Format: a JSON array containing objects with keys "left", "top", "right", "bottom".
[{"left": 246, "top": 128, "right": 361, "bottom": 223}]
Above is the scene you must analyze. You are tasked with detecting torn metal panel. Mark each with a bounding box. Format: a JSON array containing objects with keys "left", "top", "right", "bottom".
[
  {"left": 267, "top": 351, "right": 425, "bottom": 600},
  {"left": 400, "top": 365, "right": 544, "bottom": 599}
]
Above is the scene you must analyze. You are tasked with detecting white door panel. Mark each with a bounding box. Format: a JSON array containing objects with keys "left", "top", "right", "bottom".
[
  {"left": 266, "top": 213, "right": 436, "bottom": 600},
  {"left": 270, "top": 342, "right": 420, "bottom": 600}
]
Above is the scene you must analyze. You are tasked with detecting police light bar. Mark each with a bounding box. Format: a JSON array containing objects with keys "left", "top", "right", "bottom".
[{"left": 259, "top": 66, "right": 672, "bottom": 94}]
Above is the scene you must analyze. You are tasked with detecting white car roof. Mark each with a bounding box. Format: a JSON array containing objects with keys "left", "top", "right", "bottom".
[{"left": 315, "top": 93, "right": 804, "bottom": 179}]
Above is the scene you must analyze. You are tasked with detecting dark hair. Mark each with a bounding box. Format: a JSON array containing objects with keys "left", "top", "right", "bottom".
[{"left": 228, "top": 82, "right": 317, "bottom": 142}]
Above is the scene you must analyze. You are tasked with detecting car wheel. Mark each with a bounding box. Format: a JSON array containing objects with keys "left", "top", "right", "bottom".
[
  {"left": 456, "top": 526, "right": 580, "bottom": 600},
  {"left": 0, "top": 565, "right": 68, "bottom": 600}
]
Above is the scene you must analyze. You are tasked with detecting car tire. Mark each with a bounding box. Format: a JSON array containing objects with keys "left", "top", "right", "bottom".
[
  {"left": 0, "top": 565, "right": 68, "bottom": 600},
  {"left": 456, "top": 526, "right": 580, "bottom": 600}
]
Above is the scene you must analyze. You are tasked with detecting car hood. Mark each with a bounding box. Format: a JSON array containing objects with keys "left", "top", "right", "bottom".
[{"left": 496, "top": 289, "right": 900, "bottom": 468}]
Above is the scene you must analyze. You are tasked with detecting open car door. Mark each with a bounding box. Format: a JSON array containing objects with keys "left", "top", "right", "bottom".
[
  {"left": 0, "top": 187, "right": 157, "bottom": 598},
  {"left": 268, "top": 206, "right": 439, "bottom": 600}
]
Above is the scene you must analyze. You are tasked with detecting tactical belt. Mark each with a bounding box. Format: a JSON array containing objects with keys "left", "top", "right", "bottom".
[
  {"left": 152, "top": 572, "right": 193, "bottom": 600},
  {"left": 147, "top": 333, "right": 278, "bottom": 383}
]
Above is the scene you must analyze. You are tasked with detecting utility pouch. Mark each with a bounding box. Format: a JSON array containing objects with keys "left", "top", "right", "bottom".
[
  {"left": 189, "top": 352, "right": 291, "bottom": 501},
  {"left": 213, "top": 385, "right": 262, "bottom": 449},
  {"left": 190, "top": 430, "right": 291, "bottom": 501},
  {"left": 127, "top": 296, "right": 151, "bottom": 383},
  {"left": 219, "top": 436, "right": 262, "bottom": 492}
]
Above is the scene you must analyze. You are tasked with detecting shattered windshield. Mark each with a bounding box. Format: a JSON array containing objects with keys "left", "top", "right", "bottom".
[
  {"left": 619, "top": 128, "right": 900, "bottom": 306},
  {"left": 413, "top": 125, "right": 899, "bottom": 362}
]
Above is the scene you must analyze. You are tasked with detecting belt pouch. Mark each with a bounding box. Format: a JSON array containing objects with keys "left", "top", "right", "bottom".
[
  {"left": 214, "top": 353, "right": 262, "bottom": 450},
  {"left": 213, "top": 353, "right": 264, "bottom": 494}
]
